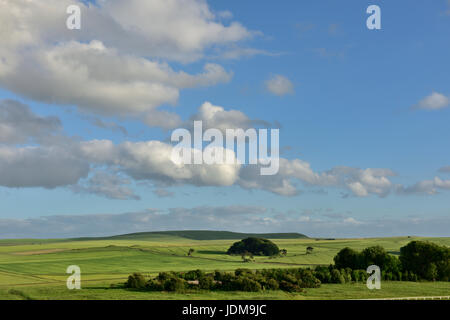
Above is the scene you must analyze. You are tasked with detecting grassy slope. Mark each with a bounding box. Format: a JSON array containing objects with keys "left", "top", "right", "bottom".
[
  {"left": 0, "top": 233, "right": 449, "bottom": 300},
  {"left": 71, "top": 230, "right": 308, "bottom": 241}
]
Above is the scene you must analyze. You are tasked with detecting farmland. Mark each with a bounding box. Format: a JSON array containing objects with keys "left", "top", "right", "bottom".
[{"left": 0, "top": 231, "right": 449, "bottom": 300}]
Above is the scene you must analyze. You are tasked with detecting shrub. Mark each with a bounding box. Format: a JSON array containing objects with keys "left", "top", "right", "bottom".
[
  {"left": 199, "top": 275, "right": 215, "bottom": 290},
  {"left": 183, "top": 269, "right": 205, "bottom": 281},
  {"left": 279, "top": 281, "right": 302, "bottom": 292},
  {"left": 235, "top": 268, "right": 253, "bottom": 277},
  {"left": 146, "top": 279, "right": 164, "bottom": 291},
  {"left": 237, "top": 277, "right": 262, "bottom": 292},
  {"left": 314, "top": 266, "right": 332, "bottom": 283},
  {"left": 163, "top": 277, "right": 187, "bottom": 292},
  {"left": 351, "top": 270, "right": 360, "bottom": 282},
  {"left": 264, "top": 278, "right": 279, "bottom": 290},
  {"left": 298, "top": 270, "right": 321, "bottom": 288},
  {"left": 157, "top": 272, "right": 173, "bottom": 282},
  {"left": 214, "top": 270, "right": 226, "bottom": 281},
  {"left": 125, "top": 273, "right": 147, "bottom": 289},
  {"left": 331, "top": 269, "right": 345, "bottom": 284}
]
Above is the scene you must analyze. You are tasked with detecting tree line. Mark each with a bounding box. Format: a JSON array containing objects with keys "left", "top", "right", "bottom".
[
  {"left": 334, "top": 240, "right": 449, "bottom": 281},
  {"left": 124, "top": 240, "right": 449, "bottom": 293}
]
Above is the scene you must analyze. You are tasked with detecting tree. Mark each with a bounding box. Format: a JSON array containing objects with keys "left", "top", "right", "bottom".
[
  {"left": 306, "top": 247, "right": 314, "bottom": 254},
  {"left": 400, "top": 241, "right": 450, "bottom": 281},
  {"left": 125, "top": 273, "right": 147, "bottom": 289},
  {"left": 187, "top": 248, "right": 195, "bottom": 256},
  {"left": 361, "top": 246, "right": 389, "bottom": 267},
  {"left": 280, "top": 249, "right": 287, "bottom": 256},
  {"left": 227, "top": 237, "right": 280, "bottom": 256},
  {"left": 163, "top": 277, "right": 187, "bottom": 292},
  {"left": 331, "top": 269, "right": 345, "bottom": 284},
  {"left": 334, "top": 247, "right": 362, "bottom": 270},
  {"left": 361, "top": 246, "right": 401, "bottom": 274}
]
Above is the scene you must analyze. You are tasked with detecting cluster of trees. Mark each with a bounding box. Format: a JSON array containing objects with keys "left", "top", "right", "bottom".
[
  {"left": 227, "top": 237, "right": 280, "bottom": 256},
  {"left": 400, "top": 241, "right": 449, "bottom": 281},
  {"left": 124, "top": 240, "right": 449, "bottom": 293},
  {"left": 313, "top": 265, "right": 419, "bottom": 283},
  {"left": 125, "top": 267, "right": 321, "bottom": 293},
  {"left": 334, "top": 241, "right": 449, "bottom": 281}
]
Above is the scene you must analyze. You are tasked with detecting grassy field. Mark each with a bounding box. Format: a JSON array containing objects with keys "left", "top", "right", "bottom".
[{"left": 0, "top": 232, "right": 449, "bottom": 300}]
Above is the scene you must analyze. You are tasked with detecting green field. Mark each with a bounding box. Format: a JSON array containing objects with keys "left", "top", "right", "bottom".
[{"left": 0, "top": 231, "right": 449, "bottom": 300}]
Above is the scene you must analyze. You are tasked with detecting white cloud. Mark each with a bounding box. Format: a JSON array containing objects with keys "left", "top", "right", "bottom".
[
  {"left": 78, "top": 139, "right": 241, "bottom": 187},
  {"left": 97, "top": 0, "right": 253, "bottom": 62},
  {"left": 328, "top": 167, "right": 395, "bottom": 198},
  {"left": 0, "top": 0, "right": 253, "bottom": 128},
  {"left": 0, "top": 0, "right": 254, "bottom": 62},
  {"left": 0, "top": 100, "right": 443, "bottom": 200},
  {"left": 265, "top": 75, "right": 294, "bottom": 96},
  {"left": 413, "top": 91, "right": 449, "bottom": 110},
  {"left": 2, "top": 40, "right": 231, "bottom": 121},
  {"left": 188, "top": 101, "right": 269, "bottom": 132}
]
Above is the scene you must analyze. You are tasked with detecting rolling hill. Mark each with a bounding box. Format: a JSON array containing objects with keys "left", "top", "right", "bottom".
[{"left": 73, "top": 230, "right": 309, "bottom": 241}]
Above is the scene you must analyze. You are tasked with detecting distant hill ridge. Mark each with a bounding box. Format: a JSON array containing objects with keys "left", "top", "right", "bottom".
[{"left": 74, "top": 230, "right": 308, "bottom": 241}]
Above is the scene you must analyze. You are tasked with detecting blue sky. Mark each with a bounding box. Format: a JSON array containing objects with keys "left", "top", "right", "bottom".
[{"left": 0, "top": 0, "right": 449, "bottom": 238}]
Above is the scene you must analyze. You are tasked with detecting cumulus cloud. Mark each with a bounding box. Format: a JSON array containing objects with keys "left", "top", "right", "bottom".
[
  {"left": 265, "top": 75, "right": 294, "bottom": 96},
  {"left": 0, "top": 0, "right": 253, "bottom": 62},
  {"left": 1, "top": 207, "right": 448, "bottom": 238},
  {"left": 2, "top": 39, "right": 231, "bottom": 121},
  {"left": 0, "top": 145, "right": 89, "bottom": 188},
  {"left": 0, "top": 100, "right": 61, "bottom": 144},
  {"left": 0, "top": 0, "right": 254, "bottom": 128},
  {"left": 0, "top": 102, "right": 401, "bottom": 198},
  {"left": 78, "top": 139, "right": 241, "bottom": 187},
  {"left": 188, "top": 101, "right": 269, "bottom": 132},
  {"left": 0, "top": 100, "right": 444, "bottom": 200},
  {"left": 327, "top": 167, "right": 395, "bottom": 198},
  {"left": 412, "top": 91, "right": 449, "bottom": 110},
  {"left": 238, "top": 163, "right": 395, "bottom": 198},
  {"left": 71, "top": 171, "right": 140, "bottom": 200},
  {"left": 238, "top": 159, "right": 335, "bottom": 196},
  {"left": 0, "top": 136, "right": 400, "bottom": 198},
  {"left": 397, "top": 177, "right": 450, "bottom": 195}
]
